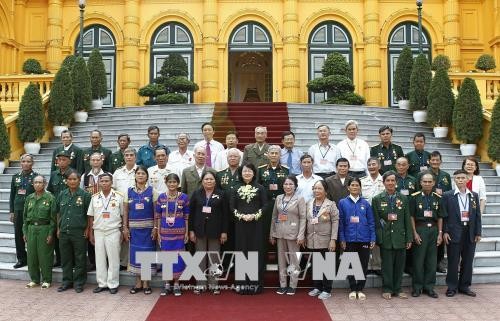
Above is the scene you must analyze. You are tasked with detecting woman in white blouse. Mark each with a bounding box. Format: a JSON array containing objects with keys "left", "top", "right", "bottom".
[{"left": 462, "top": 157, "right": 487, "bottom": 213}]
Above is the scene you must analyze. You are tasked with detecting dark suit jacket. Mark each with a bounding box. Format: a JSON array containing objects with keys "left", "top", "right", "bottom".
[
  {"left": 181, "top": 165, "right": 217, "bottom": 197},
  {"left": 442, "top": 190, "right": 482, "bottom": 243},
  {"left": 188, "top": 188, "right": 228, "bottom": 239},
  {"left": 325, "top": 174, "right": 352, "bottom": 204}
]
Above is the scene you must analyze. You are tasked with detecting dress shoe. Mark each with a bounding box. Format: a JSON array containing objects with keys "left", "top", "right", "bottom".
[
  {"left": 446, "top": 289, "right": 456, "bottom": 297},
  {"left": 13, "top": 262, "right": 26, "bottom": 269},
  {"left": 93, "top": 286, "right": 108, "bottom": 293},
  {"left": 412, "top": 290, "right": 421, "bottom": 297},
  {"left": 57, "top": 284, "right": 73, "bottom": 292},
  {"left": 437, "top": 267, "right": 447, "bottom": 273},
  {"left": 75, "top": 287, "right": 84, "bottom": 293},
  {"left": 109, "top": 287, "right": 119, "bottom": 294},
  {"left": 459, "top": 289, "right": 476, "bottom": 297},
  {"left": 53, "top": 261, "right": 61, "bottom": 268},
  {"left": 120, "top": 265, "right": 127, "bottom": 271},
  {"left": 427, "top": 290, "right": 439, "bottom": 298}
]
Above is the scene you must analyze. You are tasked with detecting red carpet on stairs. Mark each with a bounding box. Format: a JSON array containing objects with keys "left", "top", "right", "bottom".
[{"left": 146, "top": 289, "right": 332, "bottom": 321}]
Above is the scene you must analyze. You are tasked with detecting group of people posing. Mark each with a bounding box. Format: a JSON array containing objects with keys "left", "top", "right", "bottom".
[{"left": 10, "top": 120, "right": 485, "bottom": 300}]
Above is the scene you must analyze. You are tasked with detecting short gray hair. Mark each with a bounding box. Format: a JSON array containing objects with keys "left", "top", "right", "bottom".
[{"left": 345, "top": 120, "right": 358, "bottom": 129}]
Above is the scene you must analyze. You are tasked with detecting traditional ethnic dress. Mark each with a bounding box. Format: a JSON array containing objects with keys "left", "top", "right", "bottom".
[
  {"left": 128, "top": 186, "right": 156, "bottom": 274},
  {"left": 156, "top": 192, "right": 190, "bottom": 278}
]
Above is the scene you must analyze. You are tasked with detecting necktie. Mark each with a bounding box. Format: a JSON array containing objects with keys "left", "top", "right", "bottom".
[
  {"left": 287, "top": 150, "right": 293, "bottom": 170},
  {"left": 206, "top": 143, "right": 212, "bottom": 167}
]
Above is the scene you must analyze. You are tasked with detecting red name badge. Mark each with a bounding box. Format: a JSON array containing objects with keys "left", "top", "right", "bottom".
[
  {"left": 461, "top": 211, "right": 470, "bottom": 222},
  {"left": 311, "top": 217, "right": 319, "bottom": 225},
  {"left": 400, "top": 189, "right": 409, "bottom": 196},
  {"left": 135, "top": 203, "right": 144, "bottom": 210},
  {"left": 388, "top": 213, "right": 398, "bottom": 221},
  {"left": 269, "top": 184, "right": 278, "bottom": 191},
  {"left": 424, "top": 210, "right": 433, "bottom": 218},
  {"left": 350, "top": 216, "right": 360, "bottom": 223},
  {"left": 202, "top": 206, "right": 212, "bottom": 214},
  {"left": 102, "top": 211, "right": 110, "bottom": 219},
  {"left": 435, "top": 188, "right": 443, "bottom": 195},
  {"left": 320, "top": 159, "right": 328, "bottom": 165},
  {"left": 278, "top": 213, "right": 288, "bottom": 221},
  {"left": 17, "top": 189, "right": 26, "bottom": 195}
]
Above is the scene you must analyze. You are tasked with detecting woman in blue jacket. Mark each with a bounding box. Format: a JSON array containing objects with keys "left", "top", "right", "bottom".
[{"left": 338, "top": 177, "right": 376, "bottom": 300}]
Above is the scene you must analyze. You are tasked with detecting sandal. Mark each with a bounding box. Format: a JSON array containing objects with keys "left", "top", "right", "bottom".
[
  {"left": 160, "top": 286, "right": 171, "bottom": 296},
  {"left": 144, "top": 287, "right": 152, "bottom": 295},
  {"left": 129, "top": 287, "right": 143, "bottom": 294}
]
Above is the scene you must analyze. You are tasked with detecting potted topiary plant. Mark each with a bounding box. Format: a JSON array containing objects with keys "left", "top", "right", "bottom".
[
  {"left": 72, "top": 56, "right": 92, "bottom": 122},
  {"left": 409, "top": 54, "right": 432, "bottom": 122},
  {"left": 48, "top": 66, "right": 74, "bottom": 136},
  {"left": 87, "top": 49, "right": 107, "bottom": 109},
  {"left": 488, "top": 96, "right": 500, "bottom": 175},
  {"left": 17, "top": 83, "right": 45, "bottom": 154},
  {"left": 0, "top": 106, "right": 11, "bottom": 173},
  {"left": 138, "top": 83, "right": 166, "bottom": 104},
  {"left": 431, "top": 54, "right": 451, "bottom": 72},
  {"left": 61, "top": 54, "right": 77, "bottom": 71},
  {"left": 393, "top": 46, "right": 413, "bottom": 109},
  {"left": 475, "top": 54, "right": 496, "bottom": 72},
  {"left": 22, "top": 58, "right": 43, "bottom": 74},
  {"left": 427, "top": 68, "right": 455, "bottom": 138},
  {"left": 453, "top": 77, "right": 483, "bottom": 156}
]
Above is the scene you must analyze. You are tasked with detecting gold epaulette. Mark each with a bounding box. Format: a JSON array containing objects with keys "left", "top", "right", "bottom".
[
  {"left": 258, "top": 164, "right": 267, "bottom": 168},
  {"left": 432, "top": 192, "right": 442, "bottom": 198},
  {"left": 218, "top": 167, "right": 229, "bottom": 173},
  {"left": 281, "top": 164, "right": 289, "bottom": 169},
  {"left": 411, "top": 191, "right": 421, "bottom": 197}
]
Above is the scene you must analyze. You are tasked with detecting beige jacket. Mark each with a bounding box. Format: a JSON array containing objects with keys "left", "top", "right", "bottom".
[
  {"left": 270, "top": 194, "right": 306, "bottom": 241},
  {"left": 305, "top": 198, "right": 339, "bottom": 249}
]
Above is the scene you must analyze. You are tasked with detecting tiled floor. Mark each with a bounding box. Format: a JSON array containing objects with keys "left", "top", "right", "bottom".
[{"left": 2, "top": 279, "right": 500, "bottom": 321}]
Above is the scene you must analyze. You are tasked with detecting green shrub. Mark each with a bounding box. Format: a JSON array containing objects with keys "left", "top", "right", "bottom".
[
  {"left": 475, "top": 54, "right": 496, "bottom": 71},
  {"left": 155, "top": 93, "right": 188, "bottom": 104},
  {"left": 17, "top": 83, "right": 44, "bottom": 143},
  {"left": 324, "top": 92, "right": 366, "bottom": 105},
  {"left": 72, "top": 56, "right": 92, "bottom": 111},
  {"left": 61, "top": 55, "right": 77, "bottom": 71},
  {"left": 393, "top": 46, "right": 413, "bottom": 100},
  {"left": 159, "top": 54, "right": 189, "bottom": 78},
  {"left": 165, "top": 76, "right": 200, "bottom": 93},
  {"left": 49, "top": 66, "right": 74, "bottom": 125},
  {"left": 0, "top": 107, "right": 11, "bottom": 161},
  {"left": 488, "top": 96, "right": 500, "bottom": 161},
  {"left": 322, "top": 53, "right": 351, "bottom": 78},
  {"left": 431, "top": 54, "right": 451, "bottom": 71},
  {"left": 409, "top": 54, "right": 432, "bottom": 110},
  {"left": 138, "top": 83, "right": 166, "bottom": 98},
  {"left": 22, "top": 59, "right": 43, "bottom": 74},
  {"left": 453, "top": 77, "right": 483, "bottom": 144},
  {"left": 87, "top": 49, "right": 108, "bottom": 99},
  {"left": 427, "top": 68, "right": 454, "bottom": 127},
  {"left": 307, "top": 75, "right": 354, "bottom": 96}
]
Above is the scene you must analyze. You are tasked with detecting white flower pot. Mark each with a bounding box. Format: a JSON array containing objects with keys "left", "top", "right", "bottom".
[
  {"left": 398, "top": 100, "right": 410, "bottom": 110},
  {"left": 91, "top": 99, "right": 103, "bottom": 110},
  {"left": 496, "top": 164, "right": 500, "bottom": 176},
  {"left": 24, "top": 142, "right": 41, "bottom": 155},
  {"left": 413, "top": 110, "right": 427, "bottom": 123},
  {"left": 74, "top": 111, "right": 88, "bottom": 123},
  {"left": 52, "top": 125, "right": 68, "bottom": 137},
  {"left": 433, "top": 126, "right": 449, "bottom": 138},
  {"left": 460, "top": 144, "right": 477, "bottom": 156},
  {"left": 0, "top": 160, "right": 5, "bottom": 174}
]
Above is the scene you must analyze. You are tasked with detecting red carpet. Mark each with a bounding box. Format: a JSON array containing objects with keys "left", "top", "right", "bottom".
[{"left": 146, "top": 289, "right": 332, "bottom": 321}]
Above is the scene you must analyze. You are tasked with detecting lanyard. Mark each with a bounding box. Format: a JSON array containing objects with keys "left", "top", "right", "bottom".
[
  {"left": 204, "top": 191, "right": 212, "bottom": 207},
  {"left": 346, "top": 139, "right": 357, "bottom": 156},
  {"left": 423, "top": 194, "right": 431, "bottom": 210},
  {"left": 458, "top": 193, "right": 469, "bottom": 212},
  {"left": 388, "top": 194, "right": 396, "bottom": 212},
  {"left": 102, "top": 194, "right": 112, "bottom": 211},
  {"left": 312, "top": 203, "right": 322, "bottom": 217},
  {"left": 398, "top": 175, "right": 407, "bottom": 188},
  {"left": 167, "top": 196, "right": 179, "bottom": 216},
  {"left": 281, "top": 193, "right": 295, "bottom": 213},
  {"left": 319, "top": 144, "right": 330, "bottom": 159}
]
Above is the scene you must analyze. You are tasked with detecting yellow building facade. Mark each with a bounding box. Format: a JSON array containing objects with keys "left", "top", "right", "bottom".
[{"left": 0, "top": 0, "right": 499, "bottom": 108}]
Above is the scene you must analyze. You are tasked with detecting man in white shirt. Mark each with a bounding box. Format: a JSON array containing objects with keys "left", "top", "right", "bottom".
[
  {"left": 307, "top": 124, "right": 340, "bottom": 179},
  {"left": 280, "top": 131, "right": 303, "bottom": 175},
  {"left": 81, "top": 152, "right": 106, "bottom": 195},
  {"left": 148, "top": 147, "right": 176, "bottom": 194},
  {"left": 296, "top": 154, "right": 323, "bottom": 203},
  {"left": 167, "top": 133, "right": 195, "bottom": 180},
  {"left": 112, "top": 148, "right": 137, "bottom": 195},
  {"left": 213, "top": 131, "right": 243, "bottom": 171},
  {"left": 337, "top": 120, "right": 370, "bottom": 178},
  {"left": 194, "top": 123, "right": 224, "bottom": 168}
]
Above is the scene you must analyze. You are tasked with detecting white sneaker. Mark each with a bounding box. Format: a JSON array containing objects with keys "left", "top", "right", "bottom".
[
  {"left": 349, "top": 291, "right": 357, "bottom": 300},
  {"left": 25, "top": 281, "right": 38, "bottom": 288},
  {"left": 357, "top": 291, "right": 366, "bottom": 300},
  {"left": 318, "top": 291, "right": 332, "bottom": 300},
  {"left": 308, "top": 288, "right": 321, "bottom": 297},
  {"left": 41, "top": 282, "right": 51, "bottom": 289}
]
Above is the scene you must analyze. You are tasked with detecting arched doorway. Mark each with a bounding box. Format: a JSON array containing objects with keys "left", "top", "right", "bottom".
[
  {"left": 75, "top": 25, "right": 116, "bottom": 107},
  {"left": 228, "top": 22, "right": 272, "bottom": 102},
  {"left": 150, "top": 22, "right": 194, "bottom": 102},
  {"left": 388, "top": 22, "right": 431, "bottom": 107},
  {"left": 308, "top": 21, "right": 353, "bottom": 103}
]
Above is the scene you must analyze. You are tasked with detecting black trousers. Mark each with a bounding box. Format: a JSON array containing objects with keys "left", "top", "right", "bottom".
[
  {"left": 88, "top": 240, "right": 95, "bottom": 266},
  {"left": 437, "top": 242, "right": 445, "bottom": 265},
  {"left": 446, "top": 226, "right": 476, "bottom": 291},
  {"left": 311, "top": 248, "right": 333, "bottom": 293},
  {"left": 234, "top": 219, "right": 264, "bottom": 289},
  {"left": 345, "top": 242, "right": 370, "bottom": 292},
  {"left": 14, "top": 210, "right": 27, "bottom": 263}
]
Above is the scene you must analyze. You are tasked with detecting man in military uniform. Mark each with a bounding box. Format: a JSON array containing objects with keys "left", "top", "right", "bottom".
[
  {"left": 243, "top": 126, "right": 270, "bottom": 168},
  {"left": 395, "top": 157, "right": 417, "bottom": 197},
  {"left": 372, "top": 171, "right": 413, "bottom": 300},
  {"left": 410, "top": 172, "right": 443, "bottom": 298},
  {"left": 48, "top": 150, "right": 73, "bottom": 267},
  {"left": 9, "top": 154, "right": 37, "bottom": 269},
  {"left": 405, "top": 132, "right": 430, "bottom": 178},
  {"left": 51, "top": 130, "right": 84, "bottom": 174},
  {"left": 56, "top": 170, "right": 92, "bottom": 293},
  {"left": 23, "top": 175, "right": 57, "bottom": 289},
  {"left": 109, "top": 134, "right": 130, "bottom": 173},
  {"left": 216, "top": 148, "right": 242, "bottom": 193},
  {"left": 370, "top": 126, "right": 404, "bottom": 174},
  {"left": 83, "top": 130, "right": 112, "bottom": 173}
]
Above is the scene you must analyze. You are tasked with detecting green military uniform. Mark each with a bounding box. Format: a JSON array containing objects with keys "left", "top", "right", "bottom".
[
  {"left": 51, "top": 144, "right": 84, "bottom": 174},
  {"left": 396, "top": 174, "right": 417, "bottom": 197},
  {"left": 216, "top": 167, "right": 241, "bottom": 193},
  {"left": 405, "top": 150, "right": 431, "bottom": 178},
  {"left": 109, "top": 150, "right": 125, "bottom": 173},
  {"left": 48, "top": 167, "right": 72, "bottom": 198},
  {"left": 82, "top": 145, "right": 112, "bottom": 173},
  {"left": 410, "top": 191, "right": 443, "bottom": 293},
  {"left": 22, "top": 191, "right": 57, "bottom": 284},
  {"left": 372, "top": 191, "right": 412, "bottom": 295},
  {"left": 9, "top": 170, "right": 38, "bottom": 265},
  {"left": 416, "top": 169, "right": 452, "bottom": 194},
  {"left": 56, "top": 187, "right": 92, "bottom": 288},
  {"left": 370, "top": 143, "right": 404, "bottom": 174}
]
